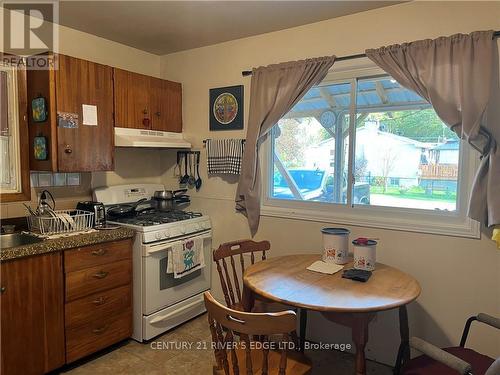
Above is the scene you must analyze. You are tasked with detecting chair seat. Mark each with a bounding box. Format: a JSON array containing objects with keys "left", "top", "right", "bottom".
[
  {"left": 213, "top": 348, "right": 311, "bottom": 375},
  {"left": 403, "top": 347, "right": 495, "bottom": 375}
]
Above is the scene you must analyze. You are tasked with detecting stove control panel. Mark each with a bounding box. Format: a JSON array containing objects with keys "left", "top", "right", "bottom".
[{"left": 142, "top": 216, "right": 212, "bottom": 244}]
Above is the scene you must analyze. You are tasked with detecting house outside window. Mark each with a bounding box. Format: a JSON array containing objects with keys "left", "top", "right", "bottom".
[{"left": 262, "top": 61, "right": 479, "bottom": 238}]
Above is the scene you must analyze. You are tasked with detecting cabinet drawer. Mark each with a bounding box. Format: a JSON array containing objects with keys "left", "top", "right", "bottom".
[
  {"left": 65, "top": 310, "right": 132, "bottom": 363},
  {"left": 64, "top": 239, "right": 132, "bottom": 273},
  {"left": 65, "top": 259, "right": 131, "bottom": 301},
  {"left": 65, "top": 285, "right": 131, "bottom": 328}
]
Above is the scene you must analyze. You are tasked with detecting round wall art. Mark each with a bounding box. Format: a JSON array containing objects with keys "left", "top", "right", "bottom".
[{"left": 209, "top": 85, "right": 244, "bottom": 131}]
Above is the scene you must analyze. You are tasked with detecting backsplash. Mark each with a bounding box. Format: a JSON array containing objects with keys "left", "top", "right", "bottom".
[{"left": 30, "top": 172, "right": 81, "bottom": 187}]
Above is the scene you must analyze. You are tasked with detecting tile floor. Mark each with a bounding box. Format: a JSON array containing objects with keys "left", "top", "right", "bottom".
[{"left": 62, "top": 313, "right": 392, "bottom": 375}]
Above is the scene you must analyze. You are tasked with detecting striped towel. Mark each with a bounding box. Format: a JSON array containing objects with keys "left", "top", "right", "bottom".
[{"left": 206, "top": 139, "right": 245, "bottom": 175}]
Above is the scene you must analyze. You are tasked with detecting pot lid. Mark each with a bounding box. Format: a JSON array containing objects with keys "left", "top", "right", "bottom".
[
  {"left": 352, "top": 237, "right": 377, "bottom": 246},
  {"left": 321, "top": 227, "right": 350, "bottom": 235}
]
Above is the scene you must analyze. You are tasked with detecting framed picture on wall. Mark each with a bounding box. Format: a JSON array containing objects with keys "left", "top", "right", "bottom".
[{"left": 209, "top": 85, "right": 243, "bottom": 131}]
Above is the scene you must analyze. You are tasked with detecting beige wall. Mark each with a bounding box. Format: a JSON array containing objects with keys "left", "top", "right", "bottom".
[
  {"left": 0, "top": 8, "right": 164, "bottom": 216},
  {"left": 160, "top": 1, "right": 500, "bottom": 363}
]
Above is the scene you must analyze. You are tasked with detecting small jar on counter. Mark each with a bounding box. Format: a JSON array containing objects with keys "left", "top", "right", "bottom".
[
  {"left": 321, "top": 227, "right": 350, "bottom": 265},
  {"left": 352, "top": 238, "right": 377, "bottom": 271}
]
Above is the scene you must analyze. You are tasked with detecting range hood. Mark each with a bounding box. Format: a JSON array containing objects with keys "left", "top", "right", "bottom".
[{"left": 114, "top": 127, "right": 191, "bottom": 148}]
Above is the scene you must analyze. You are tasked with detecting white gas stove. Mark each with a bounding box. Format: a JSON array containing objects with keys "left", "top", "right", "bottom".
[{"left": 94, "top": 184, "right": 212, "bottom": 342}]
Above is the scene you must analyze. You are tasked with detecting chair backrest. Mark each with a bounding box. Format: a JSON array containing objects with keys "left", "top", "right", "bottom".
[
  {"left": 213, "top": 239, "right": 270, "bottom": 309},
  {"left": 204, "top": 291, "right": 296, "bottom": 375}
]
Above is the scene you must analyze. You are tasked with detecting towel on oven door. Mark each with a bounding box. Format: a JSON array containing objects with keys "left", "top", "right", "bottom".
[{"left": 167, "top": 236, "right": 205, "bottom": 278}]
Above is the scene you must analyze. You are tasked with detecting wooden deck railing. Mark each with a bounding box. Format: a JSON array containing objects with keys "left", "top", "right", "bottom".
[{"left": 419, "top": 164, "right": 458, "bottom": 179}]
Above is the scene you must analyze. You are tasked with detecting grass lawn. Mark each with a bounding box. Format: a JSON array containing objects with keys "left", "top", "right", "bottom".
[{"left": 370, "top": 186, "right": 456, "bottom": 202}]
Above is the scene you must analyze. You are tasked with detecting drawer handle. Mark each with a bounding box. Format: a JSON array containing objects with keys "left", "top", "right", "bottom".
[
  {"left": 92, "top": 296, "right": 107, "bottom": 305},
  {"left": 93, "top": 271, "right": 109, "bottom": 279},
  {"left": 92, "top": 325, "right": 108, "bottom": 334},
  {"left": 91, "top": 249, "right": 107, "bottom": 256}
]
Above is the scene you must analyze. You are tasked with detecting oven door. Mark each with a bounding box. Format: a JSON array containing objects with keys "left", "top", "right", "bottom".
[{"left": 142, "top": 231, "right": 212, "bottom": 315}]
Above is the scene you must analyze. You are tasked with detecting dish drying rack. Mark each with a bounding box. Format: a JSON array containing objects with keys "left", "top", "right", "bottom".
[{"left": 27, "top": 209, "right": 94, "bottom": 236}]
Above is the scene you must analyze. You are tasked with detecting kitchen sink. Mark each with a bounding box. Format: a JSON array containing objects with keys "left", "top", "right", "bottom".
[{"left": 0, "top": 232, "right": 43, "bottom": 249}]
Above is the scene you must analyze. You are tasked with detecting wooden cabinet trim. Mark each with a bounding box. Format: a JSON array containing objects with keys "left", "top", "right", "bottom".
[
  {"left": 64, "top": 238, "right": 132, "bottom": 273},
  {"left": 1, "top": 67, "right": 31, "bottom": 202},
  {"left": 65, "top": 258, "right": 132, "bottom": 302},
  {"left": 65, "top": 284, "right": 131, "bottom": 329},
  {"left": 65, "top": 309, "right": 132, "bottom": 363},
  {"left": 0, "top": 252, "right": 65, "bottom": 374}
]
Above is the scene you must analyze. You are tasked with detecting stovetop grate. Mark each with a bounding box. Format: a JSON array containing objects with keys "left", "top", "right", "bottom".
[{"left": 110, "top": 210, "right": 202, "bottom": 226}]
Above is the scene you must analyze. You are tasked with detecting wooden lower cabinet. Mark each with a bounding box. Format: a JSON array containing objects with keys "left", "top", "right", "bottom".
[
  {"left": 0, "top": 238, "right": 133, "bottom": 374},
  {"left": 63, "top": 239, "right": 133, "bottom": 363},
  {"left": 0, "top": 253, "right": 65, "bottom": 375}
]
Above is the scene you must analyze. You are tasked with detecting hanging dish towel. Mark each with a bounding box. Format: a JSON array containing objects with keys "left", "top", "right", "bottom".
[
  {"left": 206, "top": 139, "right": 245, "bottom": 175},
  {"left": 167, "top": 236, "right": 205, "bottom": 278}
]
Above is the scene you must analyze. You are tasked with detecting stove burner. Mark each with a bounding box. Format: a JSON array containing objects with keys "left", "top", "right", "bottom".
[{"left": 111, "top": 209, "right": 203, "bottom": 226}]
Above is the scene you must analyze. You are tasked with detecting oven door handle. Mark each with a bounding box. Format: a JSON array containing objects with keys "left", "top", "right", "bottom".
[
  {"left": 150, "top": 299, "right": 204, "bottom": 324},
  {"left": 146, "top": 243, "right": 176, "bottom": 255},
  {"left": 145, "top": 233, "right": 212, "bottom": 255}
]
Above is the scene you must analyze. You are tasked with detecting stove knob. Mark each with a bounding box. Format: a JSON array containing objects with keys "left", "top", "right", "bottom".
[
  {"left": 155, "top": 232, "right": 162, "bottom": 240},
  {"left": 164, "top": 230, "right": 170, "bottom": 238}
]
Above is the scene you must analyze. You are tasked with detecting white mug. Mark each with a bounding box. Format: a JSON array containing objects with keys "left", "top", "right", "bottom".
[
  {"left": 321, "top": 228, "right": 350, "bottom": 265},
  {"left": 353, "top": 239, "right": 377, "bottom": 271}
]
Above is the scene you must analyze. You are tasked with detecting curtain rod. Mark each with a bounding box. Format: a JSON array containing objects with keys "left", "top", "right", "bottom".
[
  {"left": 241, "top": 31, "right": 500, "bottom": 77},
  {"left": 202, "top": 139, "right": 246, "bottom": 144}
]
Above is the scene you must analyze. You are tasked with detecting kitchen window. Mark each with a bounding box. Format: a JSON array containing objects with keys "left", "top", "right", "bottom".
[
  {"left": 0, "top": 66, "right": 21, "bottom": 193},
  {"left": 262, "top": 61, "right": 479, "bottom": 238}
]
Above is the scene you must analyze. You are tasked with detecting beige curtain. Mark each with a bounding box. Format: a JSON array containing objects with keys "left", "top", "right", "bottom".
[
  {"left": 366, "top": 31, "right": 499, "bottom": 227},
  {"left": 236, "top": 56, "right": 336, "bottom": 235}
]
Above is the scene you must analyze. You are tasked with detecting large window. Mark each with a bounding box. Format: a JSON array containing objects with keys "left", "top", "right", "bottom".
[
  {"left": 264, "top": 63, "right": 478, "bottom": 238},
  {"left": 0, "top": 66, "right": 21, "bottom": 193}
]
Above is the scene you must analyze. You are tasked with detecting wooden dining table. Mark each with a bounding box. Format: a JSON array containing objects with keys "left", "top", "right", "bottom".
[{"left": 242, "top": 254, "right": 421, "bottom": 375}]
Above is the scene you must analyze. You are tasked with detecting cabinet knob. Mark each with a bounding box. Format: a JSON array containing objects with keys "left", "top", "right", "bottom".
[
  {"left": 92, "top": 296, "right": 107, "bottom": 305},
  {"left": 0, "top": 286, "right": 6, "bottom": 294},
  {"left": 64, "top": 145, "right": 73, "bottom": 154},
  {"left": 92, "top": 325, "right": 108, "bottom": 334},
  {"left": 93, "top": 271, "right": 109, "bottom": 279},
  {"left": 155, "top": 111, "right": 161, "bottom": 117},
  {"left": 91, "top": 249, "right": 107, "bottom": 256}
]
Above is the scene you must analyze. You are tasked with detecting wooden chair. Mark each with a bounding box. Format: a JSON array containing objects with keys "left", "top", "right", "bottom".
[
  {"left": 212, "top": 239, "right": 270, "bottom": 311},
  {"left": 399, "top": 313, "right": 498, "bottom": 375},
  {"left": 204, "top": 291, "right": 311, "bottom": 375}
]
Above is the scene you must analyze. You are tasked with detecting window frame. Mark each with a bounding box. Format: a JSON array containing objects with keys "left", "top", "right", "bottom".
[
  {"left": 261, "top": 60, "right": 480, "bottom": 239},
  {"left": 0, "top": 64, "right": 31, "bottom": 203}
]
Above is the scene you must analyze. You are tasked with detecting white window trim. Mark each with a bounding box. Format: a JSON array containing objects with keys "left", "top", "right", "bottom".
[{"left": 260, "top": 59, "right": 481, "bottom": 239}]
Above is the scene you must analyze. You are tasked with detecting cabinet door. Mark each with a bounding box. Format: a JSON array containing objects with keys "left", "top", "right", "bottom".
[
  {"left": 0, "top": 253, "right": 65, "bottom": 375},
  {"left": 151, "top": 78, "right": 182, "bottom": 133},
  {"left": 113, "top": 68, "right": 151, "bottom": 129},
  {"left": 55, "top": 54, "right": 114, "bottom": 171}
]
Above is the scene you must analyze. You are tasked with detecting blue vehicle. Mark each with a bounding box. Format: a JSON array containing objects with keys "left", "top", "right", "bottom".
[{"left": 273, "top": 168, "right": 370, "bottom": 204}]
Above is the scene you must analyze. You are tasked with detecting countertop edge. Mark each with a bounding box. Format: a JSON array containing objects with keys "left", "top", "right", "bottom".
[{"left": 1, "top": 227, "right": 135, "bottom": 262}]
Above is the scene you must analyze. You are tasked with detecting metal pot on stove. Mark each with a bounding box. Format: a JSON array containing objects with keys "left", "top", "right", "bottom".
[{"left": 153, "top": 189, "right": 190, "bottom": 211}]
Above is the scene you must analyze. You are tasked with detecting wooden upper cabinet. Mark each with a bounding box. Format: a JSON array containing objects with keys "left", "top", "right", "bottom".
[
  {"left": 56, "top": 55, "right": 114, "bottom": 171},
  {"left": 114, "top": 69, "right": 182, "bottom": 133},
  {"left": 113, "top": 68, "right": 151, "bottom": 129},
  {"left": 150, "top": 77, "right": 183, "bottom": 132},
  {"left": 0, "top": 253, "right": 65, "bottom": 375},
  {"left": 27, "top": 54, "right": 114, "bottom": 172}
]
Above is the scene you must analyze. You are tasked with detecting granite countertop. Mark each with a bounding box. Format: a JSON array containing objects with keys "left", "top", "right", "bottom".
[{"left": 0, "top": 227, "right": 135, "bottom": 261}]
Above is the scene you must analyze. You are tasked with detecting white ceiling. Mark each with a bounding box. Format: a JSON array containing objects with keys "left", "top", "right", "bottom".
[{"left": 58, "top": 1, "right": 400, "bottom": 55}]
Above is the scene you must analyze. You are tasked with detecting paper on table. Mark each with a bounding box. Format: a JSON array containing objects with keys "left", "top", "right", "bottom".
[
  {"left": 82, "top": 104, "right": 98, "bottom": 126},
  {"left": 307, "top": 261, "right": 344, "bottom": 275}
]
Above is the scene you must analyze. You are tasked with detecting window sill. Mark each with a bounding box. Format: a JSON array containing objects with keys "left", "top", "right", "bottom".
[{"left": 261, "top": 202, "right": 481, "bottom": 239}]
